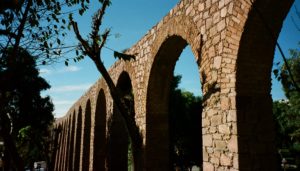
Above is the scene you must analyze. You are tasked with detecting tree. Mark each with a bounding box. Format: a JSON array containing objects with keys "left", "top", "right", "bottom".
[
  {"left": 0, "top": 48, "right": 54, "bottom": 170},
  {"left": 273, "top": 44, "right": 300, "bottom": 167},
  {"left": 277, "top": 44, "right": 300, "bottom": 141},
  {"left": 70, "top": 0, "right": 143, "bottom": 170},
  {"left": 0, "top": 0, "right": 95, "bottom": 169},
  {"left": 169, "top": 75, "right": 202, "bottom": 170}
]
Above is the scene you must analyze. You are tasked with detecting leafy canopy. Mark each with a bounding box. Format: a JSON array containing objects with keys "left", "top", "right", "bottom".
[
  {"left": 0, "top": 47, "right": 54, "bottom": 167},
  {"left": 169, "top": 75, "right": 202, "bottom": 169}
]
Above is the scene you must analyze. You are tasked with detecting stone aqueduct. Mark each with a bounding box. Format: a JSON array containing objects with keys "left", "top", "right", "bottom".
[{"left": 53, "top": 0, "right": 294, "bottom": 170}]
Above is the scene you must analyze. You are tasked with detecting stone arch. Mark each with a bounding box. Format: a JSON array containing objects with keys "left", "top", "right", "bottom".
[
  {"left": 58, "top": 122, "right": 66, "bottom": 171},
  {"left": 64, "top": 117, "right": 71, "bottom": 171},
  {"left": 69, "top": 111, "right": 76, "bottom": 170},
  {"left": 148, "top": 15, "right": 201, "bottom": 75},
  {"left": 146, "top": 34, "right": 202, "bottom": 170},
  {"left": 108, "top": 71, "right": 135, "bottom": 170},
  {"left": 82, "top": 100, "right": 92, "bottom": 171},
  {"left": 93, "top": 89, "right": 107, "bottom": 171},
  {"left": 54, "top": 123, "right": 63, "bottom": 171},
  {"left": 74, "top": 107, "right": 82, "bottom": 171},
  {"left": 234, "top": 0, "right": 294, "bottom": 170}
]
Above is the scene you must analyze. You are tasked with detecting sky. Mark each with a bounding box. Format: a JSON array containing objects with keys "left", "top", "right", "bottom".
[{"left": 39, "top": 0, "right": 300, "bottom": 118}]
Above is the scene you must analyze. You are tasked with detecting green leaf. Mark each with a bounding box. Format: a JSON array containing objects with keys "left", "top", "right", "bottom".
[
  {"left": 79, "top": 9, "right": 84, "bottom": 16},
  {"left": 57, "top": 38, "right": 61, "bottom": 45},
  {"left": 113, "top": 51, "right": 135, "bottom": 61},
  {"left": 273, "top": 69, "right": 279, "bottom": 77},
  {"left": 43, "top": 41, "right": 49, "bottom": 48},
  {"left": 68, "top": 13, "right": 73, "bottom": 21}
]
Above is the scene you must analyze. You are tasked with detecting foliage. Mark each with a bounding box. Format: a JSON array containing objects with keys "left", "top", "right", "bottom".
[
  {"left": 273, "top": 43, "right": 300, "bottom": 167},
  {"left": 169, "top": 75, "right": 202, "bottom": 170},
  {"left": 0, "top": 48, "right": 54, "bottom": 169},
  {"left": 277, "top": 45, "right": 300, "bottom": 97},
  {"left": 0, "top": 0, "right": 93, "bottom": 65},
  {"left": 273, "top": 100, "right": 300, "bottom": 150}
]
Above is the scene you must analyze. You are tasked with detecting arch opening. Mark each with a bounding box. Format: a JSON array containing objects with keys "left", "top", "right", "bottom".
[
  {"left": 146, "top": 35, "right": 203, "bottom": 170},
  {"left": 82, "top": 100, "right": 91, "bottom": 171},
  {"left": 235, "top": 0, "right": 294, "bottom": 170},
  {"left": 68, "top": 112, "right": 76, "bottom": 171},
  {"left": 93, "top": 89, "right": 107, "bottom": 171},
  {"left": 108, "top": 71, "right": 135, "bottom": 171},
  {"left": 74, "top": 107, "right": 82, "bottom": 171}
]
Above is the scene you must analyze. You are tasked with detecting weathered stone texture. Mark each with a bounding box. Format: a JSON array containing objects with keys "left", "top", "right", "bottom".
[{"left": 53, "top": 0, "right": 294, "bottom": 170}]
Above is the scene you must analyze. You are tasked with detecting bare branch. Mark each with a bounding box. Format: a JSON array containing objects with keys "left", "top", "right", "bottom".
[
  {"left": 0, "top": 29, "right": 17, "bottom": 38},
  {"left": 91, "top": 0, "right": 110, "bottom": 51},
  {"left": 98, "top": 29, "right": 110, "bottom": 53},
  {"left": 71, "top": 21, "right": 92, "bottom": 57}
]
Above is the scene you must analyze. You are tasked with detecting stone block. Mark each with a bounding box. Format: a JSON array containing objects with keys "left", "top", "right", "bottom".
[
  {"left": 220, "top": 154, "right": 232, "bottom": 166},
  {"left": 221, "top": 7, "right": 227, "bottom": 17},
  {"left": 203, "top": 134, "right": 213, "bottom": 146},
  {"left": 213, "top": 56, "right": 222, "bottom": 69},
  {"left": 227, "top": 110, "right": 236, "bottom": 122},
  {"left": 203, "top": 162, "right": 214, "bottom": 171},
  {"left": 228, "top": 135, "right": 238, "bottom": 152},
  {"left": 215, "top": 140, "right": 227, "bottom": 151},
  {"left": 211, "top": 156, "right": 220, "bottom": 165},
  {"left": 211, "top": 114, "right": 222, "bottom": 126},
  {"left": 218, "top": 124, "right": 231, "bottom": 134}
]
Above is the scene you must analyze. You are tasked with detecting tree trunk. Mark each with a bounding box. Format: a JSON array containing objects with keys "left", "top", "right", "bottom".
[{"left": 0, "top": 112, "right": 24, "bottom": 171}]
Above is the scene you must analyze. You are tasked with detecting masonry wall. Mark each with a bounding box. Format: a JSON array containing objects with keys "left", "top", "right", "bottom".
[{"left": 53, "top": 0, "right": 294, "bottom": 170}]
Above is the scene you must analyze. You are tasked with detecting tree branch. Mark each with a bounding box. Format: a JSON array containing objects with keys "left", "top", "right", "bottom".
[
  {"left": 71, "top": 21, "right": 93, "bottom": 57},
  {"left": 0, "top": 29, "right": 17, "bottom": 38},
  {"left": 91, "top": 0, "right": 110, "bottom": 46},
  {"left": 98, "top": 29, "right": 110, "bottom": 55}
]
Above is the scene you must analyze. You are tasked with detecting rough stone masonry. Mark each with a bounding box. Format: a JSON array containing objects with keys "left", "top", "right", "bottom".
[{"left": 53, "top": 0, "right": 294, "bottom": 170}]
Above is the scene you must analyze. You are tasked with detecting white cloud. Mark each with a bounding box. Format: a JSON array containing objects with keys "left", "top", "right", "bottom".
[
  {"left": 39, "top": 65, "right": 81, "bottom": 76},
  {"left": 53, "top": 100, "right": 74, "bottom": 105},
  {"left": 59, "top": 65, "right": 81, "bottom": 73},
  {"left": 54, "top": 105, "right": 71, "bottom": 118},
  {"left": 50, "top": 83, "right": 92, "bottom": 92},
  {"left": 53, "top": 100, "right": 74, "bottom": 117},
  {"left": 39, "top": 68, "right": 52, "bottom": 75}
]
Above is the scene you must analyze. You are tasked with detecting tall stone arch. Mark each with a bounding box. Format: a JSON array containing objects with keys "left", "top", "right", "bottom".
[
  {"left": 92, "top": 89, "right": 107, "bottom": 171},
  {"left": 233, "top": 0, "right": 294, "bottom": 170},
  {"left": 145, "top": 12, "right": 202, "bottom": 170},
  {"left": 108, "top": 71, "right": 136, "bottom": 170},
  {"left": 68, "top": 112, "right": 76, "bottom": 170},
  {"left": 74, "top": 107, "right": 82, "bottom": 171},
  {"left": 81, "top": 100, "right": 92, "bottom": 171}
]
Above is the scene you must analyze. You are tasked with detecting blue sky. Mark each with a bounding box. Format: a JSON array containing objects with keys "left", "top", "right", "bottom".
[{"left": 39, "top": 0, "right": 300, "bottom": 118}]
